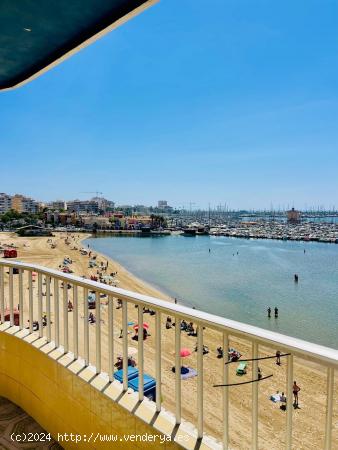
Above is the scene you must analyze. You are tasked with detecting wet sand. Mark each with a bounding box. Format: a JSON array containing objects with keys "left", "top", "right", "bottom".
[{"left": 0, "top": 232, "right": 336, "bottom": 450}]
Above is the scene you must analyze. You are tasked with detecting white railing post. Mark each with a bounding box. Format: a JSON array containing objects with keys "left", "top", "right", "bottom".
[
  {"left": 46, "top": 276, "right": 51, "bottom": 342},
  {"left": 155, "top": 311, "right": 161, "bottom": 412},
  {"left": 252, "top": 342, "right": 259, "bottom": 450},
  {"left": 324, "top": 367, "right": 334, "bottom": 450},
  {"left": 54, "top": 278, "right": 59, "bottom": 347},
  {"left": 122, "top": 300, "right": 128, "bottom": 391},
  {"left": 37, "top": 273, "right": 43, "bottom": 337},
  {"left": 223, "top": 332, "right": 229, "bottom": 449},
  {"left": 0, "top": 266, "right": 4, "bottom": 324},
  {"left": 286, "top": 354, "right": 293, "bottom": 450},
  {"left": 84, "top": 287, "right": 89, "bottom": 364},
  {"left": 95, "top": 291, "right": 101, "bottom": 373},
  {"left": 73, "top": 285, "right": 78, "bottom": 359},
  {"left": 175, "top": 315, "right": 181, "bottom": 425},
  {"left": 138, "top": 305, "right": 144, "bottom": 401},
  {"left": 197, "top": 324, "right": 204, "bottom": 439},
  {"left": 108, "top": 296, "right": 114, "bottom": 382},
  {"left": 9, "top": 267, "right": 14, "bottom": 326},
  {"left": 28, "top": 271, "right": 33, "bottom": 333},
  {"left": 63, "top": 282, "right": 68, "bottom": 353},
  {"left": 18, "top": 269, "right": 23, "bottom": 329}
]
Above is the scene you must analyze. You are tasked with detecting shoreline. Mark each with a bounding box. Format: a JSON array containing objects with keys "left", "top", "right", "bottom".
[
  {"left": 82, "top": 235, "right": 186, "bottom": 305},
  {"left": 81, "top": 235, "right": 173, "bottom": 303},
  {"left": 0, "top": 231, "right": 337, "bottom": 449}
]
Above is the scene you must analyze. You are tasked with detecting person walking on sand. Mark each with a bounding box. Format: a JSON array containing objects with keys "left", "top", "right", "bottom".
[
  {"left": 274, "top": 307, "right": 279, "bottom": 318},
  {"left": 267, "top": 307, "right": 271, "bottom": 318},
  {"left": 293, "top": 381, "right": 301, "bottom": 407},
  {"left": 276, "top": 350, "right": 281, "bottom": 365}
]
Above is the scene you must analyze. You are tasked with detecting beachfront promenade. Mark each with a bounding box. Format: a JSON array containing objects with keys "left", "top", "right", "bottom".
[{"left": 0, "top": 250, "right": 337, "bottom": 449}]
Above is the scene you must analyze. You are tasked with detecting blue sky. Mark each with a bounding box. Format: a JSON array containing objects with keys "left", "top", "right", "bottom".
[{"left": 1, "top": 0, "right": 337, "bottom": 210}]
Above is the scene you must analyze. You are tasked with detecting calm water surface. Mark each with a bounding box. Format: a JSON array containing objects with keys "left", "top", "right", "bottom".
[{"left": 85, "top": 235, "right": 338, "bottom": 348}]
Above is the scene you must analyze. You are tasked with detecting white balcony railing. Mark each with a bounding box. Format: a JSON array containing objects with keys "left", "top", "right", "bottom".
[{"left": 0, "top": 259, "right": 337, "bottom": 449}]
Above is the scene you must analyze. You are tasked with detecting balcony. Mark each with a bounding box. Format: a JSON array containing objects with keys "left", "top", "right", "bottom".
[{"left": 0, "top": 259, "right": 337, "bottom": 449}]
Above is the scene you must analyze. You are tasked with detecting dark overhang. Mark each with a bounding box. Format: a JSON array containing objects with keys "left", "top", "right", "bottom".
[{"left": 0, "top": 0, "right": 157, "bottom": 90}]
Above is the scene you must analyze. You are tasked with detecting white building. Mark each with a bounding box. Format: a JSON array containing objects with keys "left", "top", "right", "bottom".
[
  {"left": 67, "top": 199, "right": 99, "bottom": 214},
  {"left": 91, "top": 197, "right": 115, "bottom": 212},
  {"left": 51, "top": 200, "right": 66, "bottom": 210},
  {"left": 158, "top": 200, "right": 168, "bottom": 208},
  {"left": 0, "top": 193, "right": 12, "bottom": 214}
]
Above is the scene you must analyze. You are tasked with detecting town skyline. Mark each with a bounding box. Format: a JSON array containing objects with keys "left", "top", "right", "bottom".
[
  {"left": 1, "top": 1, "right": 337, "bottom": 209},
  {"left": 1, "top": 191, "right": 338, "bottom": 214}
]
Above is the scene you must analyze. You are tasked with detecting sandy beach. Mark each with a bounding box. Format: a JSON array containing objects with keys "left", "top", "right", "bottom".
[{"left": 0, "top": 231, "right": 337, "bottom": 450}]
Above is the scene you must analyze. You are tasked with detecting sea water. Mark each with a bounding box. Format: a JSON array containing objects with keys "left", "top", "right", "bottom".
[{"left": 85, "top": 235, "right": 338, "bottom": 349}]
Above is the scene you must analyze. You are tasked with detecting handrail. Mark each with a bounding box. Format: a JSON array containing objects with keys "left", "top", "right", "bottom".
[
  {"left": 0, "top": 258, "right": 337, "bottom": 449},
  {"left": 1, "top": 258, "right": 337, "bottom": 367}
]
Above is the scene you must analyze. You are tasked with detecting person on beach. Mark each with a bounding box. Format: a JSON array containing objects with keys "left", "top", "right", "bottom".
[
  {"left": 174, "top": 298, "right": 177, "bottom": 304},
  {"left": 294, "top": 274, "right": 299, "bottom": 282},
  {"left": 267, "top": 307, "right": 271, "bottom": 318},
  {"left": 274, "top": 307, "right": 279, "bottom": 318},
  {"left": 293, "top": 381, "right": 301, "bottom": 407},
  {"left": 276, "top": 350, "right": 281, "bottom": 365},
  {"left": 88, "top": 312, "right": 96, "bottom": 324}
]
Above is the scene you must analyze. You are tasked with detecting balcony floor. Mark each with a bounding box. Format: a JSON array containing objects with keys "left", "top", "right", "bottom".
[{"left": 0, "top": 397, "right": 62, "bottom": 449}]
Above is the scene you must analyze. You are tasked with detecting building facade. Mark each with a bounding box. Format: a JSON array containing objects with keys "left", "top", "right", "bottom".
[
  {"left": 66, "top": 199, "right": 99, "bottom": 214},
  {"left": 0, "top": 193, "right": 12, "bottom": 214},
  {"left": 67, "top": 197, "right": 114, "bottom": 214},
  {"left": 11, "top": 194, "right": 39, "bottom": 214},
  {"left": 51, "top": 200, "right": 66, "bottom": 210},
  {"left": 287, "top": 208, "right": 301, "bottom": 224}
]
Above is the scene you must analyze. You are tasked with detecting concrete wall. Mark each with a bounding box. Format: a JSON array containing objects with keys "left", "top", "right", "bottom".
[{"left": 0, "top": 326, "right": 181, "bottom": 450}]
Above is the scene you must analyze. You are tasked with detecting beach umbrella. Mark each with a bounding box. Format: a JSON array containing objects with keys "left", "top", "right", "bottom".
[
  {"left": 180, "top": 348, "right": 192, "bottom": 358},
  {"left": 133, "top": 322, "right": 149, "bottom": 331},
  {"left": 3, "top": 308, "right": 20, "bottom": 326}
]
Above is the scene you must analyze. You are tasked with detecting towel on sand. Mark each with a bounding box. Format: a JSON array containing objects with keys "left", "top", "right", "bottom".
[{"left": 181, "top": 368, "right": 197, "bottom": 380}]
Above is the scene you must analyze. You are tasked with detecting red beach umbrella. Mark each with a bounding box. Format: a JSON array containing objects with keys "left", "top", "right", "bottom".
[
  {"left": 133, "top": 323, "right": 149, "bottom": 331},
  {"left": 3, "top": 308, "right": 20, "bottom": 326},
  {"left": 180, "top": 348, "right": 192, "bottom": 358}
]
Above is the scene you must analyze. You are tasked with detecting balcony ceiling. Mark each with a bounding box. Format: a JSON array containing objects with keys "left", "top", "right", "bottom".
[{"left": 0, "top": 0, "right": 156, "bottom": 90}]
